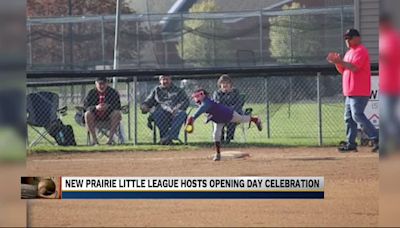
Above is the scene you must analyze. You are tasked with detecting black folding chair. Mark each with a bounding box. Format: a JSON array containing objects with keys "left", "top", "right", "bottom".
[
  {"left": 146, "top": 107, "right": 190, "bottom": 145},
  {"left": 27, "top": 91, "right": 67, "bottom": 147}
]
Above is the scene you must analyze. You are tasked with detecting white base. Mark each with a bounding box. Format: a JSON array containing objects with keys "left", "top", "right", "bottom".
[{"left": 210, "top": 151, "right": 251, "bottom": 160}]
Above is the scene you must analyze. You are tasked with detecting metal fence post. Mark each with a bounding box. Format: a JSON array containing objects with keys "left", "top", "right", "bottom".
[
  {"left": 212, "top": 19, "right": 216, "bottom": 66},
  {"left": 61, "top": 23, "right": 65, "bottom": 69},
  {"left": 164, "top": 41, "right": 168, "bottom": 67},
  {"left": 80, "top": 84, "right": 86, "bottom": 103},
  {"left": 133, "top": 76, "right": 138, "bottom": 145},
  {"left": 289, "top": 15, "right": 293, "bottom": 63},
  {"left": 70, "top": 85, "right": 74, "bottom": 104},
  {"left": 112, "top": 0, "right": 122, "bottom": 88},
  {"left": 340, "top": 5, "right": 344, "bottom": 55},
  {"left": 28, "top": 23, "right": 32, "bottom": 69},
  {"left": 180, "top": 13, "right": 184, "bottom": 68},
  {"left": 62, "top": 86, "right": 67, "bottom": 107},
  {"left": 127, "top": 81, "right": 132, "bottom": 141},
  {"left": 259, "top": 10, "right": 263, "bottom": 65},
  {"left": 288, "top": 77, "right": 292, "bottom": 118},
  {"left": 68, "top": 0, "right": 73, "bottom": 70},
  {"left": 136, "top": 20, "right": 141, "bottom": 67},
  {"left": 101, "top": 16, "right": 106, "bottom": 69},
  {"left": 317, "top": 72, "right": 323, "bottom": 146},
  {"left": 265, "top": 77, "right": 271, "bottom": 138}
]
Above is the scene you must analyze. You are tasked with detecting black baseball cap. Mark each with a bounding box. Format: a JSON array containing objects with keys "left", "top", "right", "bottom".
[
  {"left": 344, "top": 28, "right": 360, "bottom": 39},
  {"left": 95, "top": 77, "right": 108, "bottom": 83}
]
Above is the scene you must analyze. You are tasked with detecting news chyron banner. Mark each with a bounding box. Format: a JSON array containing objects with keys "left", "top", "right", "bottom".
[{"left": 22, "top": 177, "right": 324, "bottom": 199}]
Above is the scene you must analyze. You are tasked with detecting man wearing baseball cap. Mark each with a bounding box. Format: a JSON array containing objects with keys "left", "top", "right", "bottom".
[
  {"left": 83, "top": 77, "right": 122, "bottom": 145},
  {"left": 326, "top": 28, "right": 379, "bottom": 152},
  {"left": 140, "top": 75, "right": 189, "bottom": 145}
]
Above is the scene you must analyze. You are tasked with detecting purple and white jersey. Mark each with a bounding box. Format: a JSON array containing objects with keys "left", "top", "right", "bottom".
[{"left": 192, "top": 97, "right": 233, "bottom": 123}]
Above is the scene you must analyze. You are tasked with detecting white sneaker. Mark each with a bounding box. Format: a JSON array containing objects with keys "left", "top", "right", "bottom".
[{"left": 213, "top": 153, "right": 221, "bottom": 161}]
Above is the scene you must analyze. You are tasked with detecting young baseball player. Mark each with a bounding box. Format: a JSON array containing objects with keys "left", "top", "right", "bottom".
[{"left": 186, "top": 89, "right": 262, "bottom": 161}]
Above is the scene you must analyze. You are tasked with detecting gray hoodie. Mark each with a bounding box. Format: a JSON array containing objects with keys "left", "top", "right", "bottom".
[{"left": 143, "top": 84, "right": 189, "bottom": 113}]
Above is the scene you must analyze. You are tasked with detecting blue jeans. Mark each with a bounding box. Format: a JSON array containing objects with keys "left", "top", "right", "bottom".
[
  {"left": 151, "top": 106, "right": 187, "bottom": 141},
  {"left": 344, "top": 96, "right": 379, "bottom": 147},
  {"left": 379, "top": 94, "right": 400, "bottom": 155}
]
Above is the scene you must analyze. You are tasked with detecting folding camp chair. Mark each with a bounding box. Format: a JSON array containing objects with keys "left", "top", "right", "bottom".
[
  {"left": 146, "top": 115, "right": 188, "bottom": 145},
  {"left": 26, "top": 91, "right": 67, "bottom": 147},
  {"left": 75, "top": 105, "right": 129, "bottom": 145},
  {"left": 145, "top": 104, "right": 191, "bottom": 145}
]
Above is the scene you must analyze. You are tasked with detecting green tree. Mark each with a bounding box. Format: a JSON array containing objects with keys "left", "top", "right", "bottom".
[
  {"left": 269, "top": 2, "right": 322, "bottom": 64},
  {"left": 177, "top": 0, "right": 230, "bottom": 67}
]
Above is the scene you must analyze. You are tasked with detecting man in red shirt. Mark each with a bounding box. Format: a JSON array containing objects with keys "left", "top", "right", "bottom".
[
  {"left": 327, "top": 28, "right": 379, "bottom": 152},
  {"left": 379, "top": 15, "right": 400, "bottom": 157}
]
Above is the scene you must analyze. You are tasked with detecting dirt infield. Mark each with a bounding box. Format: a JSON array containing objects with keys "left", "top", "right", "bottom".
[{"left": 26, "top": 147, "right": 378, "bottom": 227}]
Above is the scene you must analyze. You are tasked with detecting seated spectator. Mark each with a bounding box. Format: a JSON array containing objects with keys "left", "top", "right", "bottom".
[
  {"left": 141, "top": 75, "right": 189, "bottom": 145},
  {"left": 84, "top": 77, "right": 122, "bottom": 145},
  {"left": 213, "top": 74, "right": 244, "bottom": 143}
]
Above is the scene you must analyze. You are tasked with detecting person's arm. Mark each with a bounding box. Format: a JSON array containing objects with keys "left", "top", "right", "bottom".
[
  {"left": 192, "top": 99, "right": 212, "bottom": 120},
  {"left": 182, "top": 90, "right": 190, "bottom": 111},
  {"left": 336, "top": 60, "right": 360, "bottom": 72},
  {"left": 173, "top": 88, "right": 190, "bottom": 112},
  {"left": 327, "top": 52, "right": 346, "bottom": 74},
  {"left": 143, "top": 88, "right": 157, "bottom": 108},
  {"left": 213, "top": 91, "right": 220, "bottom": 103},
  {"left": 333, "top": 50, "right": 366, "bottom": 73},
  {"left": 83, "top": 90, "right": 97, "bottom": 112},
  {"left": 141, "top": 88, "right": 158, "bottom": 113},
  {"left": 335, "top": 64, "right": 345, "bottom": 74},
  {"left": 110, "top": 89, "right": 121, "bottom": 111}
]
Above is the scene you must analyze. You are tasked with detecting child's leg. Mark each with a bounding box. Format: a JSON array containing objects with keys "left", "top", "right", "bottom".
[
  {"left": 213, "top": 123, "right": 224, "bottom": 161},
  {"left": 213, "top": 122, "right": 224, "bottom": 142},
  {"left": 231, "top": 111, "right": 262, "bottom": 131},
  {"left": 230, "top": 111, "right": 250, "bottom": 123}
]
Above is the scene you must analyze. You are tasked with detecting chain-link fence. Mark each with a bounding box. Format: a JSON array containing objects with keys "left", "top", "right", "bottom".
[
  {"left": 27, "top": 72, "right": 348, "bottom": 147},
  {"left": 26, "top": 5, "right": 357, "bottom": 147},
  {"left": 27, "top": 5, "right": 353, "bottom": 71}
]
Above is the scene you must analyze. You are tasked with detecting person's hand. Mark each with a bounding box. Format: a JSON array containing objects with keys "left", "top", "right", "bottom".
[
  {"left": 160, "top": 104, "right": 174, "bottom": 114},
  {"left": 326, "top": 52, "right": 342, "bottom": 64},
  {"left": 140, "top": 104, "right": 150, "bottom": 114},
  {"left": 171, "top": 107, "right": 180, "bottom": 116},
  {"left": 96, "top": 103, "right": 107, "bottom": 111},
  {"left": 326, "top": 52, "right": 336, "bottom": 63},
  {"left": 186, "top": 116, "right": 194, "bottom": 126},
  {"left": 185, "top": 116, "right": 194, "bottom": 133}
]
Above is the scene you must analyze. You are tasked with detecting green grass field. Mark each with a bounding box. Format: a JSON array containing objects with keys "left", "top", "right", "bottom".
[{"left": 27, "top": 102, "right": 346, "bottom": 152}]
